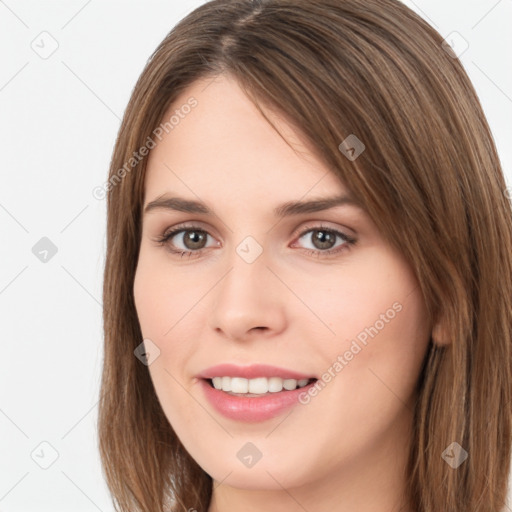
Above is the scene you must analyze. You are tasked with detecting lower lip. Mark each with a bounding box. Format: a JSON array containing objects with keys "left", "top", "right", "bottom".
[{"left": 199, "top": 379, "right": 316, "bottom": 422}]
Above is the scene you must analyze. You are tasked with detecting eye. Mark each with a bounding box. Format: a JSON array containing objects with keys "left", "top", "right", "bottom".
[
  {"left": 291, "top": 223, "right": 356, "bottom": 257},
  {"left": 153, "top": 225, "right": 217, "bottom": 257},
  {"left": 152, "top": 222, "right": 357, "bottom": 258}
]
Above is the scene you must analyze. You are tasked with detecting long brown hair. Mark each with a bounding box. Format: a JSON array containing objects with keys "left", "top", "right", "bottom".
[{"left": 98, "top": 1, "right": 512, "bottom": 510}]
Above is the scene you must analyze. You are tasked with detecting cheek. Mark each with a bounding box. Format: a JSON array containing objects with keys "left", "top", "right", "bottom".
[
  {"left": 292, "top": 249, "right": 423, "bottom": 342},
  {"left": 296, "top": 248, "right": 430, "bottom": 389},
  {"left": 133, "top": 248, "right": 203, "bottom": 377},
  {"left": 133, "top": 256, "right": 193, "bottom": 410},
  {"left": 133, "top": 248, "right": 196, "bottom": 338}
]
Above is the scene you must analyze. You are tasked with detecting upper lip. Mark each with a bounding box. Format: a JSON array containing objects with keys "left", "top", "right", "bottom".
[{"left": 197, "top": 363, "right": 316, "bottom": 380}]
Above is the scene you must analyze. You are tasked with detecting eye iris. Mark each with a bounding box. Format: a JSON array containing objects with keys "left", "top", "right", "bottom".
[
  {"left": 184, "top": 230, "right": 207, "bottom": 250},
  {"left": 312, "top": 230, "right": 336, "bottom": 250}
]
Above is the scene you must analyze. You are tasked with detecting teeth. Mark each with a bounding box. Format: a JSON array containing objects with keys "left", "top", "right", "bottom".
[
  {"left": 249, "top": 377, "right": 268, "bottom": 394},
  {"left": 268, "top": 377, "right": 283, "bottom": 392},
  {"left": 283, "top": 378, "right": 297, "bottom": 390},
  {"left": 221, "top": 376, "right": 231, "bottom": 391},
  {"left": 231, "top": 377, "right": 249, "bottom": 393},
  {"left": 210, "top": 376, "right": 312, "bottom": 394}
]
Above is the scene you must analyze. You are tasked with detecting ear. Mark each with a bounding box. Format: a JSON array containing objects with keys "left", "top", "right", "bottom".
[{"left": 432, "top": 319, "right": 450, "bottom": 346}]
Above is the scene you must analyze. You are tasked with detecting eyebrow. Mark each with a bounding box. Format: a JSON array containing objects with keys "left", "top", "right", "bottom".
[{"left": 143, "top": 194, "right": 363, "bottom": 218}]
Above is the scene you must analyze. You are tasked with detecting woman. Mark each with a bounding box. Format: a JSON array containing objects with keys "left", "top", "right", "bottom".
[{"left": 98, "top": 1, "right": 512, "bottom": 511}]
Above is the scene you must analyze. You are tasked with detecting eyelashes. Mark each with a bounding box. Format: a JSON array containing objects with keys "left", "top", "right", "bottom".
[{"left": 152, "top": 223, "right": 357, "bottom": 259}]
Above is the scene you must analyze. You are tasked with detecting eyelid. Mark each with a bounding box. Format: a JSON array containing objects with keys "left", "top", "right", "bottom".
[
  {"left": 159, "top": 220, "right": 219, "bottom": 239},
  {"left": 157, "top": 220, "right": 355, "bottom": 243},
  {"left": 290, "top": 221, "right": 355, "bottom": 240},
  {"left": 152, "top": 219, "right": 357, "bottom": 257}
]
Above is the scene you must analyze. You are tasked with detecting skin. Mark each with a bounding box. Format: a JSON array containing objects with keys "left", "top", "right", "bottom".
[{"left": 133, "top": 73, "right": 440, "bottom": 512}]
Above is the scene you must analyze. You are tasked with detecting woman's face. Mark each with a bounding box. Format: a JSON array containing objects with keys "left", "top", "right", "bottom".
[{"left": 133, "top": 73, "right": 432, "bottom": 501}]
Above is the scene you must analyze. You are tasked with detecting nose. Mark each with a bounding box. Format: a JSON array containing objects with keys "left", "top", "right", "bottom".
[{"left": 207, "top": 245, "right": 287, "bottom": 342}]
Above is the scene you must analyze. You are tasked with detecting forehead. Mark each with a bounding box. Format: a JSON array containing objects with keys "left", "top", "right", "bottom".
[{"left": 144, "top": 74, "right": 349, "bottom": 206}]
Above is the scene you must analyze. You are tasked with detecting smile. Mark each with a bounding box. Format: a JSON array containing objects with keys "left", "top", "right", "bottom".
[
  {"left": 209, "top": 376, "right": 314, "bottom": 395},
  {"left": 197, "top": 363, "right": 318, "bottom": 421}
]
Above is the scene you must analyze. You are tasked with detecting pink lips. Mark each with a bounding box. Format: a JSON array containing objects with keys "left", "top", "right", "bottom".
[{"left": 197, "top": 363, "right": 317, "bottom": 422}]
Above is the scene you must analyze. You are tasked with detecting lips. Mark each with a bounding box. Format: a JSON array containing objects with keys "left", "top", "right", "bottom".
[
  {"left": 197, "top": 363, "right": 318, "bottom": 422},
  {"left": 199, "top": 378, "right": 316, "bottom": 422}
]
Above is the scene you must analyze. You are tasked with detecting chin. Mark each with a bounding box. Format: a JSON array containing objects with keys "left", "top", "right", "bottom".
[{"left": 198, "top": 449, "right": 314, "bottom": 491}]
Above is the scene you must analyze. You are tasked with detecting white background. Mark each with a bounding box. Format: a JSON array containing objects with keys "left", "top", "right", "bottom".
[{"left": 0, "top": 1, "right": 510, "bottom": 510}]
